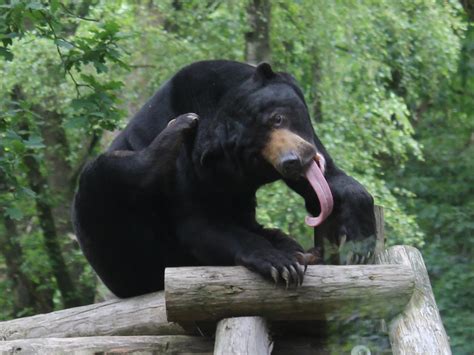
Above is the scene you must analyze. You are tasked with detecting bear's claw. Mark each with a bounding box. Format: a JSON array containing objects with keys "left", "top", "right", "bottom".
[
  {"left": 281, "top": 267, "right": 290, "bottom": 289},
  {"left": 167, "top": 113, "right": 199, "bottom": 130},
  {"left": 270, "top": 266, "right": 279, "bottom": 285},
  {"left": 238, "top": 249, "right": 307, "bottom": 289},
  {"left": 296, "top": 251, "right": 320, "bottom": 270},
  {"left": 338, "top": 234, "right": 376, "bottom": 265}
]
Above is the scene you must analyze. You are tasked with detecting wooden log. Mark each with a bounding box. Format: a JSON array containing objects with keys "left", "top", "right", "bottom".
[
  {"left": 0, "top": 336, "right": 213, "bottom": 354},
  {"left": 374, "top": 205, "right": 385, "bottom": 255},
  {"left": 165, "top": 264, "right": 414, "bottom": 322},
  {"left": 0, "top": 291, "right": 185, "bottom": 341},
  {"left": 214, "top": 317, "right": 272, "bottom": 355},
  {"left": 376, "top": 245, "right": 451, "bottom": 355}
]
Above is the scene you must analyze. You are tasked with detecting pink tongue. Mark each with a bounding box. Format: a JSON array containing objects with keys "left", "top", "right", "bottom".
[{"left": 304, "top": 157, "right": 334, "bottom": 227}]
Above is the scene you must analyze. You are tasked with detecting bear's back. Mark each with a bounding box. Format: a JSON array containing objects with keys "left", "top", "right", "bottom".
[{"left": 109, "top": 60, "right": 255, "bottom": 152}]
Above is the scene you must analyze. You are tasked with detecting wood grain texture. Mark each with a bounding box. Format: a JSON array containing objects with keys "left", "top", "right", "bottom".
[
  {"left": 0, "top": 336, "right": 213, "bottom": 354},
  {"left": 374, "top": 205, "right": 385, "bottom": 255},
  {"left": 214, "top": 317, "right": 272, "bottom": 355},
  {"left": 0, "top": 291, "right": 185, "bottom": 341},
  {"left": 376, "top": 245, "right": 451, "bottom": 355},
  {"left": 165, "top": 264, "right": 414, "bottom": 322}
]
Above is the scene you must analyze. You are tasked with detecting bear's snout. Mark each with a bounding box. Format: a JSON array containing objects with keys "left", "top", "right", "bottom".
[
  {"left": 279, "top": 152, "right": 301, "bottom": 178},
  {"left": 262, "top": 128, "right": 316, "bottom": 179}
]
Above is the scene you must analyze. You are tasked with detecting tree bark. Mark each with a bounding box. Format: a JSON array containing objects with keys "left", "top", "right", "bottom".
[
  {"left": 245, "top": 0, "right": 271, "bottom": 64},
  {"left": 165, "top": 264, "right": 414, "bottom": 322},
  {"left": 214, "top": 317, "right": 272, "bottom": 355},
  {"left": 376, "top": 246, "right": 451, "bottom": 355},
  {"left": 0, "top": 336, "right": 213, "bottom": 354},
  {"left": 460, "top": 0, "right": 474, "bottom": 21},
  {"left": 33, "top": 105, "right": 97, "bottom": 305},
  {"left": 10, "top": 98, "right": 81, "bottom": 308},
  {"left": 21, "top": 147, "right": 80, "bottom": 308},
  {"left": 10, "top": 86, "right": 80, "bottom": 308},
  {"left": 0, "top": 291, "right": 186, "bottom": 341},
  {"left": 312, "top": 56, "right": 323, "bottom": 123},
  {"left": 37, "top": 108, "right": 73, "bottom": 237}
]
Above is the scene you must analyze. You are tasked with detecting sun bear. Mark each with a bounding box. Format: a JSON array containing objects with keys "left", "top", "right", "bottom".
[{"left": 72, "top": 60, "right": 376, "bottom": 298}]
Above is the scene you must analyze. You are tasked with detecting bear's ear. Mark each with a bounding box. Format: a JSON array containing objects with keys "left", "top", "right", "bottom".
[{"left": 253, "top": 62, "right": 276, "bottom": 81}]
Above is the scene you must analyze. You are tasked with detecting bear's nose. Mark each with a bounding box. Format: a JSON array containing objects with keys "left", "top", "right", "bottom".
[{"left": 279, "top": 152, "right": 302, "bottom": 178}]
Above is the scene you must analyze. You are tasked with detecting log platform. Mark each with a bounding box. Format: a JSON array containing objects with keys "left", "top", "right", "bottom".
[{"left": 0, "top": 209, "right": 451, "bottom": 354}]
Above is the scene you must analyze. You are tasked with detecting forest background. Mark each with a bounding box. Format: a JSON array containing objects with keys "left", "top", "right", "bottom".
[{"left": 0, "top": 1, "right": 472, "bottom": 353}]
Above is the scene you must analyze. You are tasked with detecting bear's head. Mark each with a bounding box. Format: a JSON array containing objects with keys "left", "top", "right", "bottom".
[{"left": 197, "top": 62, "right": 320, "bottom": 185}]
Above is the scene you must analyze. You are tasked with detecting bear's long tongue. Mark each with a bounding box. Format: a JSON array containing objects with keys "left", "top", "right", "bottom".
[{"left": 304, "top": 155, "right": 334, "bottom": 227}]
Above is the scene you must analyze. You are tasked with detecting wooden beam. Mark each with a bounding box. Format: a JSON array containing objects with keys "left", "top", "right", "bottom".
[
  {"left": 0, "top": 336, "right": 213, "bottom": 354},
  {"left": 0, "top": 291, "right": 185, "bottom": 341},
  {"left": 165, "top": 264, "right": 414, "bottom": 322},
  {"left": 214, "top": 317, "right": 272, "bottom": 355},
  {"left": 374, "top": 205, "right": 385, "bottom": 255},
  {"left": 376, "top": 246, "right": 451, "bottom": 354}
]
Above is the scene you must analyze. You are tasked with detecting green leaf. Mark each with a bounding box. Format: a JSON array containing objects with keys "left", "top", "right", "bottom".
[
  {"left": 54, "top": 39, "right": 73, "bottom": 50},
  {"left": 0, "top": 47, "right": 14, "bottom": 61},
  {"left": 24, "top": 136, "right": 45, "bottom": 149},
  {"left": 5, "top": 207, "right": 23, "bottom": 221},
  {"left": 64, "top": 116, "right": 87, "bottom": 129},
  {"left": 25, "top": 2, "right": 45, "bottom": 10},
  {"left": 50, "top": 0, "right": 59, "bottom": 13}
]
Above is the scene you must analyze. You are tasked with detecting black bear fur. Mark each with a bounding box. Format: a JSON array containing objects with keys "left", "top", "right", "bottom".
[{"left": 73, "top": 60, "right": 376, "bottom": 297}]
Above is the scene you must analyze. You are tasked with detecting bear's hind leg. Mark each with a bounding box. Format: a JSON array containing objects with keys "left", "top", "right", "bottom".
[{"left": 73, "top": 113, "right": 199, "bottom": 297}]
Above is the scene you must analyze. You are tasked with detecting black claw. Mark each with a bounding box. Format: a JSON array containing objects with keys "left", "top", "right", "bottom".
[
  {"left": 295, "top": 252, "right": 306, "bottom": 272},
  {"left": 296, "top": 252, "right": 316, "bottom": 272},
  {"left": 288, "top": 265, "right": 298, "bottom": 288},
  {"left": 338, "top": 234, "right": 347, "bottom": 251},
  {"left": 270, "top": 266, "right": 279, "bottom": 285},
  {"left": 281, "top": 267, "right": 290, "bottom": 289},
  {"left": 186, "top": 113, "right": 199, "bottom": 120},
  {"left": 346, "top": 251, "right": 354, "bottom": 265},
  {"left": 294, "top": 263, "right": 305, "bottom": 286}
]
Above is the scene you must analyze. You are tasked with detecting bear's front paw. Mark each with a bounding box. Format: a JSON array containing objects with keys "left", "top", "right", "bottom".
[
  {"left": 236, "top": 248, "right": 306, "bottom": 288},
  {"left": 333, "top": 186, "right": 376, "bottom": 265},
  {"left": 167, "top": 112, "right": 199, "bottom": 132}
]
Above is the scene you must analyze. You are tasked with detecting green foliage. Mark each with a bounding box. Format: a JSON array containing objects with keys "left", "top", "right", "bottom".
[
  {"left": 398, "top": 21, "right": 474, "bottom": 354},
  {"left": 262, "top": 0, "right": 464, "bottom": 246},
  {"left": 0, "top": 0, "right": 472, "bottom": 351},
  {"left": 0, "top": 0, "right": 129, "bottom": 312}
]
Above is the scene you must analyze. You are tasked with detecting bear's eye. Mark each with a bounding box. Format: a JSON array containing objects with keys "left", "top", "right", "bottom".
[{"left": 272, "top": 114, "right": 284, "bottom": 126}]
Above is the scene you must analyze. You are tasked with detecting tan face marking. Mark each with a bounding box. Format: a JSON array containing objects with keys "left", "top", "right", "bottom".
[{"left": 261, "top": 128, "right": 315, "bottom": 170}]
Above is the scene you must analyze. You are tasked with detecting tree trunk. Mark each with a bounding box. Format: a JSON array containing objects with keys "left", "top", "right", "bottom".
[
  {"left": 12, "top": 104, "right": 80, "bottom": 308},
  {"left": 37, "top": 108, "right": 73, "bottom": 238},
  {"left": 460, "top": 0, "right": 474, "bottom": 21},
  {"left": 11, "top": 86, "right": 83, "bottom": 308},
  {"left": 245, "top": 0, "right": 271, "bottom": 64},
  {"left": 21, "top": 147, "right": 81, "bottom": 308},
  {"left": 0, "top": 215, "right": 53, "bottom": 315},
  {"left": 34, "top": 105, "right": 97, "bottom": 305},
  {"left": 312, "top": 54, "right": 323, "bottom": 123}
]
